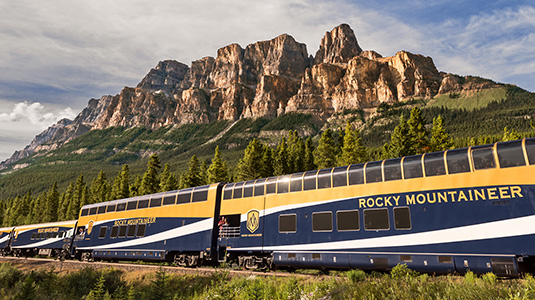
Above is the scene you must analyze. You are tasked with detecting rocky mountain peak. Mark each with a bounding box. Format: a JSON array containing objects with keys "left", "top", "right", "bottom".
[
  {"left": 136, "top": 60, "right": 189, "bottom": 94},
  {"left": 314, "top": 23, "right": 362, "bottom": 65}
]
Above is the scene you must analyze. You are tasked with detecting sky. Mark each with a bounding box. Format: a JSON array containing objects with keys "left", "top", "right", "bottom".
[{"left": 0, "top": 0, "right": 534, "bottom": 161}]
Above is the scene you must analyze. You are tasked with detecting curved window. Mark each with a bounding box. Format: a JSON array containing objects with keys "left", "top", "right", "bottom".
[
  {"left": 446, "top": 148, "right": 470, "bottom": 174},
  {"left": 233, "top": 182, "right": 245, "bottom": 199},
  {"left": 383, "top": 158, "right": 402, "bottom": 181},
  {"left": 81, "top": 209, "right": 89, "bottom": 217},
  {"left": 162, "top": 192, "right": 177, "bottom": 205},
  {"left": 137, "top": 197, "right": 150, "bottom": 209},
  {"left": 348, "top": 164, "right": 364, "bottom": 185},
  {"left": 97, "top": 206, "right": 106, "bottom": 214},
  {"left": 177, "top": 188, "right": 192, "bottom": 204},
  {"left": 403, "top": 155, "right": 423, "bottom": 179},
  {"left": 223, "top": 184, "right": 234, "bottom": 200},
  {"left": 116, "top": 202, "right": 127, "bottom": 212},
  {"left": 266, "top": 177, "right": 278, "bottom": 195},
  {"left": 254, "top": 178, "right": 266, "bottom": 196},
  {"left": 277, "top": 175, "right": 290, "bottom": 194},
  {"left": 243, "top": 180, "right": 255, "bottom": 198},
  {"left": 365, "top": 161, "right": 383, "bottom": 183},
  {"left": 317, "top": 169, "right": 332, "bottom": 189},
  {"left": 471, "top": 145, "right": 496, "bottom": 170},
  {"left": 89, "top": 207, "right": 98, "bottom": 215},
  {"left": 332, "top": 166, "right": 348, "bottom": 187},
  {"left": 525, "top": 138, "right": 535, "bottom": 165},
  {"left": 303, "top": 171, "right": 317, "bottom": 191},
  {"left": 497, "top": 140, "right": 526, "bottom": 168},
  {"left": 106, "top": 204, "right": 116, "bottom": 213},
  {"left": 424, "top": 152, "right": 446, "bottom": 177},
  {"left": 192, "top": 185, "right": 209, "bottom": 202},
  {"left": 149, "top": 194, "right": 163, "bottom": 208},
  {"left": 126, "top": 199, "right": 138, "bottom": 210},
  {"left": 290, "top": 173, "right": 304, "bottom": 192}
]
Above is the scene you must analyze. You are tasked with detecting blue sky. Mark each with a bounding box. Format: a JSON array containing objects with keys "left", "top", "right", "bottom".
[{"left": 0, "top": 0, "right": 534, "bottom": 161}]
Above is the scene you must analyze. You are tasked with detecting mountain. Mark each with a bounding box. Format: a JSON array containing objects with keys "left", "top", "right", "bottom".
[{"left": 0, "top": 23, "right": 516, "bottom": 175}]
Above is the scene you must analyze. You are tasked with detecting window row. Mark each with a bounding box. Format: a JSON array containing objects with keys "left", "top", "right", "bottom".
[
  {"left": 223, "top": 139, "right": 535, "bottom": 199},
  {"left": 99, "top": 223, "right": 147, "bottom": 239},
  {"left": 81, "top": 185, "right": 210, "bottom": 217},
  {"left": 278, "top": 207, "right": 411, "bottom": 233},
  {"left": 31, "top": 231, "right": 68, "bottom": 240}
]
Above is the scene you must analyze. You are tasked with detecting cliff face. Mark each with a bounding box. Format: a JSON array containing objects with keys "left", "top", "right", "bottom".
[{"left": 0, "top": 23, "right": 502, "bottom": 170}]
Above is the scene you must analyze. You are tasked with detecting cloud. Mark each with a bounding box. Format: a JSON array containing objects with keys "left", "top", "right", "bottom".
[{"left": 0, "top": 101, "right": 76, "bottom": 130}]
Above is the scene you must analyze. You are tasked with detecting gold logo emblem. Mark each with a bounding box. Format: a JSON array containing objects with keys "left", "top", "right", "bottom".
[
  {"left": 87, "top": 221, "right": 94, "bottom": 234},
  {"left": 246, "top": 210, "right": 260, "bottom": 233}
]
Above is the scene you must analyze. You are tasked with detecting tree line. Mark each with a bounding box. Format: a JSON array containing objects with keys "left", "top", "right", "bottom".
[{"left": 0, "top": 107, "right": 525, "bottom": 226}]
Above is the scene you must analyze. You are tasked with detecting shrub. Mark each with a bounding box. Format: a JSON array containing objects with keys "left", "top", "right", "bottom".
[
  {"left": 347, "top": 269, "right": 367, "bottom": 283},
  {"left": 391, "top": 263, "right": 418, "bottom": 279},
  {"left": 481, "top": 272, "right": 497, "bottom": 285}
]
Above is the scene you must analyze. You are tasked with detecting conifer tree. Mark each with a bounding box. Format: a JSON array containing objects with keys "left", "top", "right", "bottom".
[
  {"left": 338, "top": 121, "right": 367, "bottom": 166},
  {"left": 304, "top": 137, "right": 316, "bottom": 171},
  {"left": 429, "top": 115, "right": 454, "bottom": 152},
  {"left": 314, "top": 129, "right": 337, "bottom": 169},
  {"left": 58, "top": 183, "right": 74, "bottom": 221},
  {"left": 18, "top": 191, "right": 33, "bottom": 225},
  {"left": 236, "top": 138, "right": 265, "bottom": 181},
  {"left": 90, "top": 171, "right": 109, "bottom": 204},
  {"left": 112, "top": 165, "right": 130, "bottom": 200},
  {"left": 0, "top": 201, "right": 4, "bottom": 226},
  {"left": 260, "top": 145, "right": 275, "bottom": 178},
  {"left": 383, "top": 115, "right": 413, "bottom": 159},
  {"left": 66, "top": 175, "right": 87, "bottom": 220},
  {"left": 502, "top": 126, "right": 521, "bottom": 142},
  {"left": 287, "top": 130, "right": 305, "bottom": 173},
  {"left": 140, "top": 154, "right": 161, "bottom": 195},
  {"left": 407, "top": 107, "right": 429, "bottom": 154},
  {"left": 130, "top": 176, "right": 142, "bottom": 197},
  {"left": 274, "top": 137, "right": 290, "bottom": 175},
  {"left": 207, "top": 146, "right": 229, "bottom": 183},
  {"left": 181, "top": 155, "right": 203, "bottom": 188},
  {"left": 199, "top": 160, "right": 208, "bottom": 186},
  {"left": 32, "top": 193, "right": 47, "bottom": 223},
  {"left": 44, "top": 182, "right": 59, "bottom": 223}
]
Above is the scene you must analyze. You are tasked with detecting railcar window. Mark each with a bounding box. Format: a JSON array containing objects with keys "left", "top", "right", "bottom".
[
  {"left": 106, "top": 204, "right": 116, "bottom": 213},
  {"left": 348, "top": 164, "right": 364, "bottom": 185},
  {"left": 116, "top": 202, "right": 127, "bottom": 212},
  {"left": 303, "top": 171, "right": 318, "bottom": 190},
  {"left": 31, "top": 233, "right": 36, "bottom": 240},
  {"left": 127, "top": 225, "right": 136, "bottom": 237},
  {"left": 137, "top": 224, "right": 146, "bottom": 237},
  {"left": 403, "top": 155, "right": 423, "bottom": 179},
  {"left": 89, "top": 207, "right": 98, "bottom": 215},
  {"left": 365, "top": 161, "right": 383, "bottom": 183},
  {"left": 525, "top": 138, "right": 535, "bottom": 165},
  {"left": 192, "top": 186, "right": 209, "bottom": 202},
  {"left": 81, "top": 208, "right": 89, "bottom": 216},
  {"left": 446, "top": 148, "right": 470, "bottom": 174},
  {"left": 150, "top": 196, "right": 162, "bottom": 207},
  {"left": 424, "top": 152, "right": 446, "bottom": 177},
  {"left": 126, "top": 200, "right": 138, "bottom": 210},
  {"left": 177, "top": 188, "right": 193, "bottom": 204},
  {"left": 110, "top": 226, "right": 118, "bottom": 238},
  {"left": 233, "top": 182, "right": 244, "bottom": 199},
  {"left": 312, "top": 212, "right": 333, "bottom": 232},
  {"left": 337, "top": 210, "right": 359, "bottom": 231},
  {"left": 332, "top": 166, "right": 348, "bottom": 187},
  {"left": 118, "top": 225, "right": 127, "bottom": 238},
  {"left": 317, "top": 168, "right": 332, "bottom": 189},
  {"left": 39, "top": 233, "right": 45, "bottom": 239},
  {"left": 98, "top": 226, "right": 107, "bottom": 239},
  {"left": 243, "top": 180, "right": 255, "bottom": 197},
  {"left": 254, "top": 179, "right": 266, "bottom": 196},
  {"left": 137, "top": 199, "right": 149, "bottom": 209},
  {"left": 497, "top": 140, "right": 526, "bottom": 168},
  {"left": 266, "top": 177, "right": 278, "bottom": 194},
  {"left": 364, "top": 208, "right": 389, "bottom": 230},
  {"left": 97, "top": 206, "right": 106, "bottom": 214},
  {"left": 394, "top": 207, "right": 411, "bottom": 230},
  {"left": 223, "top": 184, "right": 234, "bottom": 200},
  {"left": 277, "top": 175, "right": 290, "bottom": 194},
  {"left": 289, "top": 172, "right": 304, "bottom": 192},
  {"left": 46, "top": 232, "right": 53, "bottom": 239},
  {"left": 471, "top": 146, "right": 496, "bottom": 170},
  {"left": 162, "top": 192, "right": 177, "bottom": 205},
  {"left": 279, "top": 214, "right": 297, "bottom": 233},
  {"left": 384, "top": 158, "right": 402, "bottom": 181}
]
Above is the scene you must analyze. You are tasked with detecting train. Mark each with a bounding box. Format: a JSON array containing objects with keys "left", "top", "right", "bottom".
[{"left": 2, "top": 137, "right": 535, "bottom": 277}]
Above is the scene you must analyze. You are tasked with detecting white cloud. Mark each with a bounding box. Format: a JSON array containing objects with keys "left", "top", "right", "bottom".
[{"left": 0, "top": 101, "right": 76, "bottom": 130}]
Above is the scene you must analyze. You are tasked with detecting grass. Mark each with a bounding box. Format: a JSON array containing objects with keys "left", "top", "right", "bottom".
[{"left": 426, "top": 87, "right": 507, "bottom": 111}]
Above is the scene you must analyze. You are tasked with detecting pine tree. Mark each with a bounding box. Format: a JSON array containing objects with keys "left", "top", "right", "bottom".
[
  {"left": 207, "top": 146, "right": 229, "bottom": 183},
  {"left": 502, "top": 126, "right": 521, "bottom": 142},
  {"left": 181, "top": 155, "right": 203, "bottom": 188},
  {"left": 44, "top": 182, "right": 59, "bottom": 222},
  {"left": 140, "top": 154, "right": 161, "bottom": 195},
  {"left": 314, "top": 129, "right": 337, "bottom": 169},
  {"left": 407, "top": 107, "right": 429, "bottom": 154},
  {"left": 86, "top": 274, "right": 108, "bottom": 300},
  {"left": 58, "top": 183, "right": 74, "bottom": 221},
  {"left": 18, "top": 192, "right": 32, "bottom": 225},
  {"left": 199, "top": 160, "right": 208, "bottom": 186},
  {"left": 112, "top": 165, "right": 130, "bottom": 200},
  {"left": 66, "top": 175, "right": 87, "bottom": 220},
  {"left": 0, "top": 201, "right": 4, "bottom": 226},
  {"left": 287, "top": 130, "right": 305, "bottom": 173},
  {"left": 429, "top": 115, "right": 454, "bottom": 152},
  {"left": 130, "top": 176, "right": 142, "bottom": 197},
  {"left": 259, "top": 146, "right": 275, "bottom": 178},
  {"left": 304, "top": 137, "right": 316, "bottom": 171},
  {"left": 274, "top": 137, "right": 290, "bottom": 175},
  {"left": 159, "top": 164, "right": 179, "bottom": 192},
  {"left": 383, "top": 115, "right": 414, "bottom": 159},
  {"left": 32, "top": 193, "right": 47, "bottom": 224},
  {"left": 338, "top": 121, "right": 367, "bottom": 166},
  {"left": 12, "top": 276, "right": 36, "bottom": 300},
  {"left": 236, "top": 139, "right": 265, "bottom": 181},
  {"left": 90, "top": 171, "right": 109, "bottom": 204}
]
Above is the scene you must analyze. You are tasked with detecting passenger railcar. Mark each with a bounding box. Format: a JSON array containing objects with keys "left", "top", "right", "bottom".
[
  {"left": 218, "top": 138, "right": 535, "bottom": 276},
  {"left": 10, "top": 220, "right": 76, "bottom": 258},
  {"left": 0, "top": 226, "right": 14, "bottom": 255},
  {"left": 73, "top": 184, "right": 222, "bottom": 266}
]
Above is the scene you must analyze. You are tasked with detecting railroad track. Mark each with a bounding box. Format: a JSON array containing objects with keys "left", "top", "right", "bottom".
[{"left": 0, "top": 256, "right": 312, "bottom": 278}]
